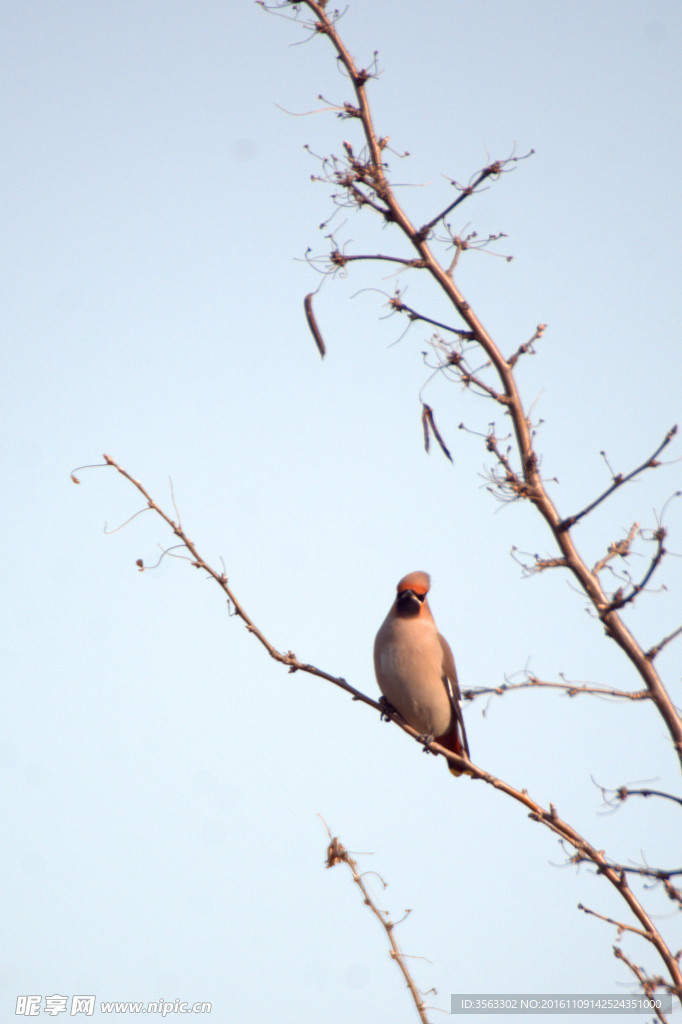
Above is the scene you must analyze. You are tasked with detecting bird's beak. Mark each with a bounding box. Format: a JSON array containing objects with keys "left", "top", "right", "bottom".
[{"left": 396, "top": 588, "right": 425, "bottom": 612}]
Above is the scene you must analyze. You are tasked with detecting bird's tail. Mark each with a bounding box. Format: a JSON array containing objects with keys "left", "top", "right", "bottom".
[{"left": 438, "top": 719, "right": 472, "bottom": 777}]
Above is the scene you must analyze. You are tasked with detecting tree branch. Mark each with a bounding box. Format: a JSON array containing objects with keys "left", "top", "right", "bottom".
[
  {"left": 77, "top": 455, "right": 682, "bottom": 1002},
  {"left": 418, "top": 153, "right": 533, "bottom": 238},
  {"left": 603, "top": 527, "right": 667, "bottom": 613},
  {"left": 322, "top": 822, "right": 434, "bottom": 1023},
  {"left": 463, "top": 673, "right": 651, "bottom": 703},
  {"left": 330, "top": 251, "right": 427, "bottom": 270},
  {"left": 596, "top": 783, "right": 682, "bottom": 811},
  {"left": 647, "top": 623, "right": 682, "bottom": 661},
  {"left": 561, "top": 427, "right": 678, "bottom": 530},
  {"left": 277, "top": 0, "right": 682, "bottom": 767},
  {"left": 388, "top": 295, "right": 474, "bottom": 338},
  {"left": 613, "top": 948, "right": 671, "bottom": 1024}
]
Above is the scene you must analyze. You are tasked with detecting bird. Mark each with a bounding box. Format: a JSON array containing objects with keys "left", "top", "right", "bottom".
[{"left": 374, "top": 571, "right": 470, "bottom": 776}]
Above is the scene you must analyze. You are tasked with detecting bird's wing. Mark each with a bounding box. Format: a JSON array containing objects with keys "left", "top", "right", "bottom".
[{"left": 438, "top": 632, "right": 470, "bottom": 759}]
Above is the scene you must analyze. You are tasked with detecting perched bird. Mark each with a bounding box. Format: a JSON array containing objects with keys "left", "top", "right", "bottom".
[{"left": 374, "top": 571, "right": 470, "bottom": 775}]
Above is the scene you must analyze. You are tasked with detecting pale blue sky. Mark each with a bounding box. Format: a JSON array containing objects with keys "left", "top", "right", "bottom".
[{"left": 3, "top": 2, "right": 682, "bottom": 1021}]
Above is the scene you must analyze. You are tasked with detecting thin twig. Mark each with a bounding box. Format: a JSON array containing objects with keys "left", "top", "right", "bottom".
[
  {"left": 321, "top": 821, "right": 433, "bottom": 1023},
  {"left": 561, "top": 427, "right": 678, "bottom": 530},
  {"left": 613, "top": 948, "right": 671, "bottom": 1024},
  {"left": 647, "top": 623, "right": 682, "bottom": 661},
  {"left": 330, "top": 251, "right": 426, "bottom": 269},
  {"left": 463, "top": 675, "right": 650, "bottom": 703},
  {"left": 605, "top": 528, "right": 667, "bottom": 612},
  {"left": 418, "top": 154, "right": 533, "bottom": 238},
  {"left": 599, "top": 784, "right": 682, "bottom": 810},
  {"left": 592, "top": 523, "right": 639, "bottom": 575},
  {"left": 388, "top": 295, "right": 474, "bottom": 338},
  {"left": 577, "top": 902, "right": 650, "bottom": 940}
]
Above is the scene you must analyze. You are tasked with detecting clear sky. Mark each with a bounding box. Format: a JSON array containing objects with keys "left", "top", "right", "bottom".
[{"left": 3, "top": 2, "right": 682, "bottom": 1021}]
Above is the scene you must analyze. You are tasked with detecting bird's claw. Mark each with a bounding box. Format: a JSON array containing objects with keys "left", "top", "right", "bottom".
[
  {"left": 378, "top": 696, "right": 398, "bottom": 722},
  {"left": 419, "top": 734, "right": 435, "bottom": 754}
]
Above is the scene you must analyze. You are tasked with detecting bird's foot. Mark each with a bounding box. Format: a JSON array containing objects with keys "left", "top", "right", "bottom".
[
  {"left": 419, "top": 733, "right": 435, "bottom": 754},
  {"left": 378, "top": 696, "right": 400, "bottom": 722}
]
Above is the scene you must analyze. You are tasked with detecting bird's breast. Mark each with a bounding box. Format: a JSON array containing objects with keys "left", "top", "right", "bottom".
[{"left": 374, "top": 617, "right": 453, "bottom": 737}]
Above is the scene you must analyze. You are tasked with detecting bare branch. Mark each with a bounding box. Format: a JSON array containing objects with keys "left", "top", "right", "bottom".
[
  {"left": 647, "top": 623, "right": 682, "bottom": 661},
  {"left": 507, "top": 323, "right": 548, "bottom": 368},
  {"left": 463, "top": 672, "right": 650, "bottom": 704},
  {"left": 387, "top": 294, "right": 474, "bottom": 338},
  {"left": 418, "top": 151, "right": 534, "bottom": 238},
  {"left": 442, "top": 229, "right": 513, "bottom": 276},
  {"left": 321, "top": 822, "right": 434, "bottom": 1023},
  {"left": 592, "top": 523, "right": 639, "bottom": 575},
  {"left": 612, "top": 864, "right": 682, "bottom": 882},
  {"left": 483, "top": 432, "right": 531, "bottom": 502},
  {"left": 605, "top": 866, "right": 682, "bottom": 910},
  {"left": 560, "top": 426, "right": 678, "bottom": 531},
  {"left": 605, "top": 527, "right": 667, "bottom": 613},
  {"left": 97, "top": 454, "right": 372, "bottom": 704},
  {"left": 596, "top": 782, "right": 682, "bottom": 811},
  {"left": 271, "top": 0, "right": 682, "bottom": 765},
  {"left": 439, "top": 348, "right": 508, "bottom": 404},
  {"left": 510, "top": 546, "right": 569, "bottom": 576},
  {"left": 330, "top": 250, "right": 426, "bottom": 270},
  {"left": 613, "top": 948, "right": 671, "bottom": 1024},
  {"left": 81, "top": 455, "right": 682, "bottom": 1001},
  {"left": 578, "top": 901, "right": 650, "bottom": 940}
]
